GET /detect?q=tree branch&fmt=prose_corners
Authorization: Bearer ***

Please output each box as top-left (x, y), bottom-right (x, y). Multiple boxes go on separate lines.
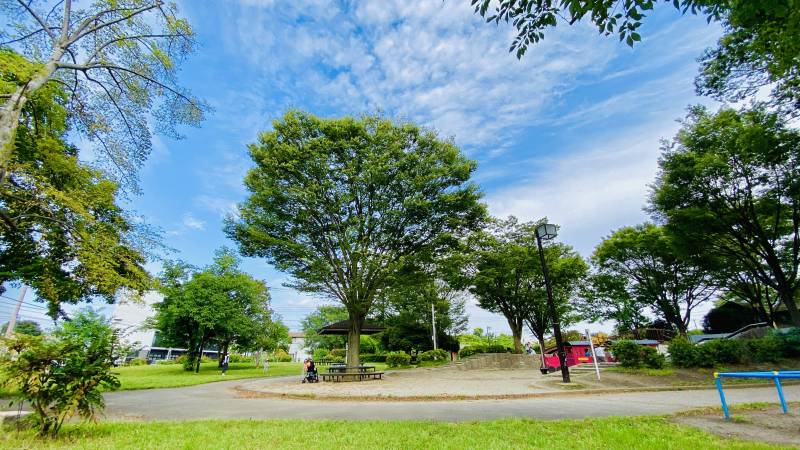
top-left (16, 0), bottom-right (57, 41)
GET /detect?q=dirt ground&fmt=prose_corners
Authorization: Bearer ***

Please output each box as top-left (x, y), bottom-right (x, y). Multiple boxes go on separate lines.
top-left (673, 405), bottom-right (800, 448)
top-left (238, 364), bottom-right (781, 400)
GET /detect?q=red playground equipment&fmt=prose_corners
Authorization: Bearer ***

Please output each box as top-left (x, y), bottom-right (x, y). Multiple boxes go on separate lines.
top-left (542, 340), bottom-right (659, 368)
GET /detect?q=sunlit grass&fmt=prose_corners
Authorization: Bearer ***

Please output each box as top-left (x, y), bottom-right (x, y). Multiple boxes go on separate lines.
top-left (0, 416), bottom-right (781, 449)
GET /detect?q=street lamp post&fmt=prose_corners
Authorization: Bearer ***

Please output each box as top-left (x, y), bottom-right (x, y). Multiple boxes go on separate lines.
top-left (535, 223), bottom-right (571, 384)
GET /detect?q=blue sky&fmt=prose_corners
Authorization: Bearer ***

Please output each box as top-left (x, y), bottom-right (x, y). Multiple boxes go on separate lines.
top-left (2, 1), bottom-right (724, 336)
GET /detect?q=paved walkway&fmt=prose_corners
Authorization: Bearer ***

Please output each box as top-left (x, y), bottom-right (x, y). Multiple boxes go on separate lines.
top-left (103, 377), bottom-right (800, 422)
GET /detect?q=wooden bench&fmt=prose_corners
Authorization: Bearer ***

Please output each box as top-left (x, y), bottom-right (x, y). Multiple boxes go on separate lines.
top-left (320, 371), bottom-right (384, 382)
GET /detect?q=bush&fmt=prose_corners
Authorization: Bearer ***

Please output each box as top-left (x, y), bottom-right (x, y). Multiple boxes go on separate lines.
top-left (611, 340), bottom-right (642, 368)
top-left (313, 348), bottom-right (330, 361)
top-left (0, 311), bottom-right (125, 437)
top-left (127, 357), bottom-right (148, 366)
top-left (749, 335), bottom-right (784, 363)
top-left (270, 349), bottom-right (292, 362)
top-left (640, 347), bottom-right (666, 369)
top-left (486, 344), bottom-right (511, 353)
top-left (668, 338), bottom-right (698, 368)
top-left (329, 348), bottom-right (346, 358)
top-left (386, 351), bottom-right (411, 367)
top-left (418, 349), bottom-right (449, 362)
top-left (776, 327), bottom-right (800, 357)
top-left (698, 339), bottom-right (748, 366)
top-left (458, 345), bottom-right (487, 358)
top-left (359, 353), bottom-right (387, 363)
top-left (156, 359), bottom-right (179, 365)
top-left (228, 354), bottom-right (252, 363)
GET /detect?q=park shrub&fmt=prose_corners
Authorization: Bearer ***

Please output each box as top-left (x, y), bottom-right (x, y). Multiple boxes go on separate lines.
top-left (330, 348), bottom-right (346, 358)
top-left (359, 353), bottom-right (387, 363)
top-left (748, 335), bottom-right (784, 363)
top-left (0, 311), bottom-right (125, 437)
top-left (418, 349), bottom-right (449, 362)
top-left (270, 349), bottom-right (292, 362)
top-left (667, 338), bottom-right (698, 367)
top-left (699, 339), bottom-right (748, 366)
top-left (228, 354), bottom-right (252, 363)
top-left (156, 359), bottom-right (179, 365)
top-left (486, 344), bottom-right (511, 353)
top-left (313, 348), bottom-right (330, 361)
top-left (127, 358), bottom-right (148, 366)
top-left (777, 327), bottom-right (800, 357)
top-left (640, 347), bottom-right (666, 369)
top-left (386, 351), bottom-right (411, 367)
top-left (457, 345), bottom-right (486, 358)
top-left (328, 355), bottom-right (345, 363)
top-left (610, 340), bottom-right (642, 368)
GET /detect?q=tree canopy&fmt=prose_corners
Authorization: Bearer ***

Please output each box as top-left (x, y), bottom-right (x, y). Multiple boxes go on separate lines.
top-left (591, 223), bottom-right (716, 334)
top-left (227, 111), bottom-right (484, 366)
top-left (152, 248), bottom-right (276, 372)
top-left (448, 216), bottom-right (587, 353)
top-left (0, 53), bottom-right (149, 317)
top-left (652, 106), bottom-right (800, 326)
top-left (0, 1), bottom-right (208, 189)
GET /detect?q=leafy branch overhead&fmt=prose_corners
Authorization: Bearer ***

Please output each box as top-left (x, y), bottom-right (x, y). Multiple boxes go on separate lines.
top-left (0, 0), bottom-right (209, 189)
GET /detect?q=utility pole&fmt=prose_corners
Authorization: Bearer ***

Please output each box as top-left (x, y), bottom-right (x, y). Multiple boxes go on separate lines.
top-left (5, 285), bottom-right (28, 338)
top-left (431, 302), bottom-right (438, 350)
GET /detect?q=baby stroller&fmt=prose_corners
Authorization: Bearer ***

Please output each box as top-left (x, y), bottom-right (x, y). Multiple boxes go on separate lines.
top-left (302, 359), bottom-right (319, 383)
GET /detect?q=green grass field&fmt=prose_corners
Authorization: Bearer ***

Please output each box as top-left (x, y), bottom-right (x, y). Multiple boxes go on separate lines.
top-left (112, 361), bottom-right (302, 390)
top-left (0, 416), bottom-right (782, 449)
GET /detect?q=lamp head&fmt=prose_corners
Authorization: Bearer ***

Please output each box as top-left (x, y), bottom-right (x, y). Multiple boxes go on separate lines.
top-left (536, 223), bottom-right (558, 240)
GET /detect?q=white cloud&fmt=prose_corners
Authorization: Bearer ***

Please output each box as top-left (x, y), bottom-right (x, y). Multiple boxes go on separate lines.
top-left (182, 213), bottom-right (206, 230)
top-left (224, 0), bottom-right (618, 155)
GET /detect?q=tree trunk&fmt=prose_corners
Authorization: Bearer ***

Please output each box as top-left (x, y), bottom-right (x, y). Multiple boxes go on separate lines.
top-left (537, 337), bottom-right (547, 369)
top-left (218, 340), bottom-right (229, 368)
top-left (780, 288), bottom-right (800, 326)
top-left (346, 314), bottom-right (363, 368)
top-left (0, 51), bottom-right (62, 170)
top-left (195, 331), bottom-right (206, 373)
top-left (506, 317), bottom-right (523, 353)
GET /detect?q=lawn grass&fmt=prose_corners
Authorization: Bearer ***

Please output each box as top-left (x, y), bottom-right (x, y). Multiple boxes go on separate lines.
top-left (0, 416), bottom-right (782, 449)
top-left (112, 361), bottom-right (304, 390)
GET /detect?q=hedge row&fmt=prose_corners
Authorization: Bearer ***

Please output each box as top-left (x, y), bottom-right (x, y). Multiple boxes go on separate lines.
top-left (668, 328), bottom-right (800, 368)
top-left (458, 344), bottom-right (512, 358)
top-left (418, 349), bottom-right (449, 362)
top-left (386, 351), bottom-right (412, 367)
top-left (610, 340), bottom-right (665, 369)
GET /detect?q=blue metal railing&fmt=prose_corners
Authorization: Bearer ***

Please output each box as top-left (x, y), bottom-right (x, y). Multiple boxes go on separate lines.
top-left (714, 371), bottom-right (800, 419)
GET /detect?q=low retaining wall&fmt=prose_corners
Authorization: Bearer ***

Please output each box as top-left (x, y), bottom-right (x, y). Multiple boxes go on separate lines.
top-left (457, 353), bottom-right (541, 370)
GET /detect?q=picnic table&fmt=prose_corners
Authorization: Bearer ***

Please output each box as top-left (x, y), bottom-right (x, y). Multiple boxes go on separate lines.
top-left (327, 365), bottom-right (376, 374)
top-left (321, 365), bottom-right (383, 382)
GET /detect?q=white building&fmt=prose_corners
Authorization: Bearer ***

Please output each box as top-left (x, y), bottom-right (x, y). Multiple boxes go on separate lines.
top-left (111, 290), bottom-right (162, 354)
top-left (288, 332), bottom-right (311, 361)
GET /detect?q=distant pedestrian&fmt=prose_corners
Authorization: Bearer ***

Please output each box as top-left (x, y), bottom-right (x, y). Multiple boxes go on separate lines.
top-left (263, 357), bottom-right (270, 373)
top-left (221, 354), bottom-right (230, 376)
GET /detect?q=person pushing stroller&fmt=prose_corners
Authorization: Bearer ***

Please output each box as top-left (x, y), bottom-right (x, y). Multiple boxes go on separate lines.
top-left (302, 358), bottom-right (318, 383)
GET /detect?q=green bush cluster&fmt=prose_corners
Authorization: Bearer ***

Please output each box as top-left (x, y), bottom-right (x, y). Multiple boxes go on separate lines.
top-left (228, 354), bottom-right (252, 363)
top-left (668, 329), bottom-right (799, 368)
top-left (418, 349), bottom-right (449, 362)
top-left (359, 353), bottom-right (387, 363)
top-left (457, 344), bottom-right (512, 358)
top-left (127, 358), bottom-right (148, 366)
top-left (312, 348), bottom-right (330, 361)
top-left (610, 340), bottom-right (665, 369)
top-left (329, 348), bottom-right (346, 358)
top-left (386, 351), bottom-right (411, 367)
top-left (269, 349), bottom-right (292, 362)
top-left (156, 359), bottom-right (179, 365)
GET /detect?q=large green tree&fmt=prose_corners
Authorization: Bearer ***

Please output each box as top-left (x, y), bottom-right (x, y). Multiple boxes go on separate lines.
top-left (152, 249), bottom-right (275, 372)
top-left (652, 106), bottom-right (800, 326)
top-left (591, 223), bottom-right (716, 334)
top-left (227, 111), bottom-right (484, 366)
top-left (0, 1), bottom-right (207, 188)
top-left (450, 216), bottom-right (586, 353)
top-left (579, 273), bottom-right (649, 335)
top-left (0, 52), bottom-right (149, 317)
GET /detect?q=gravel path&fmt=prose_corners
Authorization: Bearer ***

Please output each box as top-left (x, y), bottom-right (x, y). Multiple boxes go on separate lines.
top-left (102, 375), bottom-right (800, 422)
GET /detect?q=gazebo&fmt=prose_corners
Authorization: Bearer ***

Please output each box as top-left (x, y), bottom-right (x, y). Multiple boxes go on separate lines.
top-left (316, 319), bottom-right (385, 335)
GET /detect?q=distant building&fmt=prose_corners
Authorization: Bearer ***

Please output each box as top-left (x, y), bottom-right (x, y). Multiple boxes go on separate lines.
top-left (288, 332), bottom-right (311, 362)
top-left (111, 291), bottom-right (161, 353)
